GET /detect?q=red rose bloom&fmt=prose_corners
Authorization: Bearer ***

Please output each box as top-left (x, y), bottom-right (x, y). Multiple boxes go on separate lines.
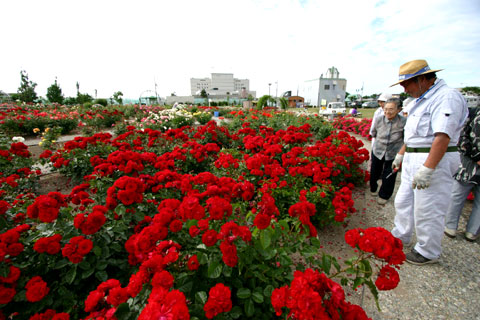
top-left (375, 265), bottom-right (400, 290)
top-left (0, 285), bottom-right (16, 304)
top-left (202, 229), bottom-right (218, 247)
top-left (219, 241), bottom-right (238, 268)
top-left (151, 270), bottom-right (174, 289)
top-left (106, 286), bottom-right (129, 307)
top-left (253, 213), bottom-right (271, 230)
top-left (25, 276), bottom-right (49, 302)
top-left (187, 255), bottom-right (199, 271)
top-left (204, 283), bottom-right (232, 319)
top-left (169, 219), bottom-right (183, 233)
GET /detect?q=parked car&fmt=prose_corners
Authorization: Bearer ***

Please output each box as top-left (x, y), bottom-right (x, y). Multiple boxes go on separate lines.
top-left (362, 101), bottom-right (379, 108)
top-left (319, 102), bottom-right (346, 117)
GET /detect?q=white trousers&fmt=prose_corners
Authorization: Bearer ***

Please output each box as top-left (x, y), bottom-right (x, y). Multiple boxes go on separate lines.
top-left (392, 151), bottom-right (460, 259)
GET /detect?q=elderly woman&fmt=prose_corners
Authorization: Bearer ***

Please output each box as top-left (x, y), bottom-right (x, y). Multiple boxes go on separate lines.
top-left (370, 98), bottom-right (407, 204)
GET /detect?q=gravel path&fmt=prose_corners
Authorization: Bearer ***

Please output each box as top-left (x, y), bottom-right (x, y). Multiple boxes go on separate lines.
top-left (318, 133), bottom-right (480, 320)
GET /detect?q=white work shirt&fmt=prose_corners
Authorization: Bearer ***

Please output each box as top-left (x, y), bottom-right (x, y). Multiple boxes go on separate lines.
top-left (404, 79), bottom-right (468, 148)
top-left (369, 107), bottom-right (384, 136)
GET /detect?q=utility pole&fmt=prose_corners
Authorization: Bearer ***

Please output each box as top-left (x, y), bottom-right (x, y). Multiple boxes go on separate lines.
top-left (275, 81), bottom-right (278, 107)
top-left (268, 83), bottom-right (272, 107)
top-left (154, 77), bottom-right (160, 105)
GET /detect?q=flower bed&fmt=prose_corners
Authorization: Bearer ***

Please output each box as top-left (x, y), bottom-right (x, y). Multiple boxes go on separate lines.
top-left (331, 116), bottom-right (372, 139)
top-left (0, 109), bottom-right (406, 319)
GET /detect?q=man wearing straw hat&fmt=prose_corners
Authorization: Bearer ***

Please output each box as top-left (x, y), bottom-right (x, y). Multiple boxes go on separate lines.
top-left (390, 59), bottom-right (468, 265)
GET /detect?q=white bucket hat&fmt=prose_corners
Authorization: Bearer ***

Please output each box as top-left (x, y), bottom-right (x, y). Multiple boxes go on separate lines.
top-left (377, 93), bottom-right (392, 102)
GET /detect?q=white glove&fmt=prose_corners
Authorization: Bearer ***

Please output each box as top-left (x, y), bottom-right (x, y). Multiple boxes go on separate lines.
top-left (412, 165), bottom-right (435, 189)
top-left (392, 154), bottom-right (404, 171)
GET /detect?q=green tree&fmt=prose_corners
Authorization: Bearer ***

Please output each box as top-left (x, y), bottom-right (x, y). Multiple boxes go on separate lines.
top-left (462, 86), bottom-right (480, 95)
top-left (112, 91), bottom-right (123, 105)
top-left (17, 70), bottom-right (38, 103)
top-left (77, 92), bottom-right (93, 105)
top-left (200, 89), bottom-right (208, 103)
top-left (257, 95), bottom-right (276, 109)
top-left (46, 78), bottom-right (64, 104)
top-left (278, 97), bottom-right (289, 110)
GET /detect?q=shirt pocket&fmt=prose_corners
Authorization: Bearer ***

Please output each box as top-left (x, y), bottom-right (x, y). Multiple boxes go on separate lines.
top-left (390, 127), bottom-right (404, 143)
top-left (415, 112), bottom-right (431, 137)
top-left (405, 114), bottom-right (420, 137)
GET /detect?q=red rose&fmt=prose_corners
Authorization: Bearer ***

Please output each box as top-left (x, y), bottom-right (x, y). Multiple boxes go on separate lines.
top-left (187, 255), bottom-right (199, 271)
top-left (151, 270), bottom-right (174, 289)
top-left (204, 283), bottom-right (232, 319)
top-left (106, 286), bottom-right (129, 307)
top-left (202, 229), bottom-right (218, 247)
top-left (0, 285), bottom-right (16, 304)
top-left (0, 265), bottom-right (21, 284)
top-left (344, 229), bottom-right (362, 248)
top-left (25, 276), bottom-right (49, 302)
top-left (253, 213), bottom-right (271, 230)
top-left (271, 286), bottom-right (288, 316)
top-left (169, 219), bottom-right (183, 233)
top-left (375, 265), bottom-right (400, 290)
top-left (219, 241), bottom-right (238, 268)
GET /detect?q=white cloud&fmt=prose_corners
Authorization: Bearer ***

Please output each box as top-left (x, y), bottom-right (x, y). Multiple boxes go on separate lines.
top-left (1, 0), bottom-right (479, 100)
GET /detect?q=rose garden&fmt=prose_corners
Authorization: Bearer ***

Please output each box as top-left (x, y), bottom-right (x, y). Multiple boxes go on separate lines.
top-left (0, 102), bottom-right (407, 320)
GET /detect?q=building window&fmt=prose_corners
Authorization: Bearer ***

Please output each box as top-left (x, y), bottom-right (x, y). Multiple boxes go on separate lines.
top-left (324, 85), bottom-right (330, 90)
top-left (332, 84), bottom-right (336, 90)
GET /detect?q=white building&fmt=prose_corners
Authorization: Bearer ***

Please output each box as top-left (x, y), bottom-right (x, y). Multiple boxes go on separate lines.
top-left (190, 73), bottom-right (255, 98)
top-left (299, 67), bottom-right (347, 107)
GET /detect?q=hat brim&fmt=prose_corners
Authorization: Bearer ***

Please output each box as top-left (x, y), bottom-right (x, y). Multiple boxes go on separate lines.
top-left (390, 69), bottom-right (443, 87)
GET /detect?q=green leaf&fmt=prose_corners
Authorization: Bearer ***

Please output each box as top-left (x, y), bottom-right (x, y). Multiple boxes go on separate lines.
top-left (79, 260), bottom-right (91, 270)
top-left (96, 260), bottom-right (109, 271)
top-left (332, 258), bottom-right (341, 272)
top-left (359, 259), bottom-right (373, 278)
top-left (82, 268), bottom-right (95, 279)
top-left (244, 298), bottom-right (255, 317)
top-left (353, 277), bottom-right (365, 289)
top-left (365, 279), bottom-right (381, 311)
top-left (114, 303), bottom-right (130, 319)
top-left (263, 285), bottom-right (274, 297)
top-left (93, 246), bottom-right (102, 256)
top-left (178, 281), bottom-right (193, 294)
top-left (54, 259), bottom-right (69, 269)
top-left (65, 266), bottom-right (77, 285)
top-left (0, 264), bottom-right (9, 278)
top-left (259, 229), bottom-right (271, 250)
top-left (95, 270), bottom-right (108, 282)
top-left (207, 260), bottom-right (223, 279)
top-left (322, 254), bottom-right (332, 274)
top-left (223, 266), bottom-right (232, 277)
top-left (195, 291), bottom-right (208, 305)
top-left (309, 237), bottom-right (320, 248)
top-left (251, 291), bottom-right (264, 303)
top-left (237, 288), bottom-right (251, 299)
top-left (229, 306), bottom-right (243, 319)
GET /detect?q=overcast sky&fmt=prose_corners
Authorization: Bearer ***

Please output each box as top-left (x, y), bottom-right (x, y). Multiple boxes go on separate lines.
top-left (1, 0), bottom-right (479, 100)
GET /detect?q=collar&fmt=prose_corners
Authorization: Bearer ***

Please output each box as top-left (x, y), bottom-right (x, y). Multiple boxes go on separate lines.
top-left (415, 78), bottom-right (444, 103)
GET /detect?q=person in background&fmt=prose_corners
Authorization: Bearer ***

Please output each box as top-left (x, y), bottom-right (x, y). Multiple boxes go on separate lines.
top-left (444, 106), bottom-right (480, 242)
top-left (350, 106), bottom-right (358, 116)
top-left (390, 59), bottom-right (468, 265)
top-left (369, 92), bottom-right (393, 144)
top-left (369, 98), bottom-right (406, 204)
top-left (401, 97), bottom-right (415, 117)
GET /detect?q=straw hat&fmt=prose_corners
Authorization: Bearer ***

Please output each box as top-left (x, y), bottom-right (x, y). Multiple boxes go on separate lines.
top-left (391, 59), bottom-right (443, 86)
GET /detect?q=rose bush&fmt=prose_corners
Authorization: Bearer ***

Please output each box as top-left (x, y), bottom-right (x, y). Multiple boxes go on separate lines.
top-left (332, 116), bottom-right (372, 139)
top-left (0, 107), bottom-right (405, 319)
